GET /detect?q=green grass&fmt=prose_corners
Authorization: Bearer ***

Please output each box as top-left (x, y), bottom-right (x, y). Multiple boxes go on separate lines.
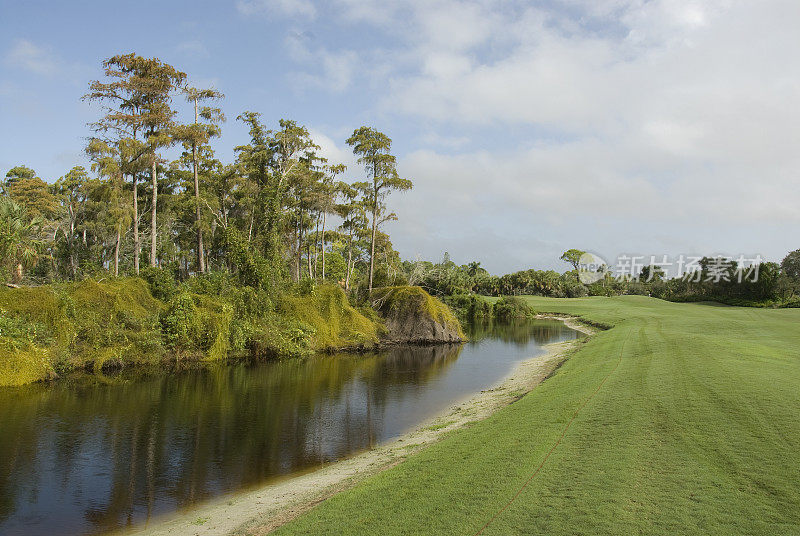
top-left (271, 295), bottom-right (800, 535)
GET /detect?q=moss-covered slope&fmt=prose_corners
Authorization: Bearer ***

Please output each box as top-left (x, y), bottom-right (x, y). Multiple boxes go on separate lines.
top-left (374, 286), bottom-right (465, 344)
top-left (0, 279), bottom-right (386, 386)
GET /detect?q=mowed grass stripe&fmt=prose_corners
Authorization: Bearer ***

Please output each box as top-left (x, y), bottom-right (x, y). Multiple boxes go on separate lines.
top-left (473, 329), bottom-right (632, 535)
top-left (270, 297), bottom-right (800, 536)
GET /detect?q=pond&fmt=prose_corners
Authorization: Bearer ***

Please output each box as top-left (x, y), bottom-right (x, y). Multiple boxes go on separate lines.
top-left (0, 319), bottom-right (580, 535)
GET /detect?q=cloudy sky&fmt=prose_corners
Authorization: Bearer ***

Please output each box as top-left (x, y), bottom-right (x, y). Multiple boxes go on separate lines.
top-left (1, 0), bottom-right (798, 273)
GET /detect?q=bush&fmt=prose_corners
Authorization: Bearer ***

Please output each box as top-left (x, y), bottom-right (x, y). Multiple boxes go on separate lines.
top-left (493, 296), bottom-right (535, 321)
top-left (160, 292), bottom-right (232, 360)
top-left (373, 285), bottom-right (464, 339)
top-left (140, 266), bottom-right (179, 301)
top-left (443, 292), bottom-right (493, 321)
top-left (279, 284), bottom-right (380, 350)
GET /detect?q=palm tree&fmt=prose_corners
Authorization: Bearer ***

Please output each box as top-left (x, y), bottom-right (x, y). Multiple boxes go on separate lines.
top-left (0, 197), bottom-right (45, 283)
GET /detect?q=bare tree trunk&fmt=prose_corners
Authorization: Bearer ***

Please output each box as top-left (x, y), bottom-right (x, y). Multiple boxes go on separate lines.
top-left (193, 97), bottom-right (206, 274)
top-left (307, 239), bottom-right (313, 279)
top-left (150, 159), bottom-right (158, 267)
top-left (114, 227), bottom-right (121, 276)
top-left (132, 173), bottom-right (140, 275)
top-left (313, 214), bottom-right (320, 279)
top-left (345, 230), bottom-right (353, 291)
top-left (369, 203), bottom-right (377, 293)
top-left (321, 211), bottom-right (326, 281)
top-left (193, 143), bottom-right (205, 273)
top-left (296, 212), bottom-right (302, 282)
top-left (68, 207), bottom-right (77, 279)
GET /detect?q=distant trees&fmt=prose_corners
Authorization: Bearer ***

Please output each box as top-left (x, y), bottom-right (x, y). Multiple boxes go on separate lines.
top-left (559, 249), bottom-right (586, 281)
top-left (782, 250), bottom-right (800, 280)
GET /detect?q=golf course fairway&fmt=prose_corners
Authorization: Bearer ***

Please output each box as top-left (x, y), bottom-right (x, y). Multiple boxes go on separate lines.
top-left (269, 296), bottom-right (800, 535)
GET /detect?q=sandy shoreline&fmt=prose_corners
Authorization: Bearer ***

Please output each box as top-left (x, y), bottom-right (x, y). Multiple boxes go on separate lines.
top-left (122, 317), bottom-right (595, 536)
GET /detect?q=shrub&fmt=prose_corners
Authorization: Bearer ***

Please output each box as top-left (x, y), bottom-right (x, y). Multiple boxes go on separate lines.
top-left (443, 292), bottom-right (493, 321)
top-left (279, 284), bottom-right (380, 350)
top-left (140, 266), bottom-right (179, 301)
top-left (493, 296), bottom-right (535, 321)
top-left (160, 292), bottom-right (232, 360)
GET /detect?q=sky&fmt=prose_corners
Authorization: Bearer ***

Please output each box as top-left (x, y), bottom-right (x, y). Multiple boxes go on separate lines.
top-left (1, 0), bottom-right (799, 274)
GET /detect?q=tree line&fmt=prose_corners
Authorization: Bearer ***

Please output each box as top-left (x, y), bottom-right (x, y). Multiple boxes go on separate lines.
top-left (405, 249), bottom-right (800, 309)
top-left (0, 53), bottom-right (412, 294)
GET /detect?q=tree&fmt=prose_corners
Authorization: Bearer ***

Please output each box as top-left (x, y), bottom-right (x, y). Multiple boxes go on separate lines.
top-left (86, 139), bottom-right (133, 276)
top-left (781, 249), bottom-right (800, 280)
top-left (0, 197), bottom-right (45, 283)
top-left (640, 264), bottom-right (666, 282)
top-left (314, 163), bottom-right (344, 281)
top-left (53, 166), bottom-right (90, 278)
top-left (2, 166), bottom-right (58, 221)
top-left (346, 127), bottom-right (412, 293)
top-left (174, 86), bottom-right (224, 273)
top-left (336, 181), bottom-right (367, 290)
top-left (560, 249), bottom-right (586, 281)
top-left (84, 53), bottom-right (185, 273)
top-left (141, 61), bottom-right (186, 268)
top-left (4, 166), bottom-right (37, 183)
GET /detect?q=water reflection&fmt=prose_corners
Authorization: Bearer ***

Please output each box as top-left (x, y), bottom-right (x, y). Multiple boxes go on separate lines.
top-left (0, 319), bottom-right (578, 535)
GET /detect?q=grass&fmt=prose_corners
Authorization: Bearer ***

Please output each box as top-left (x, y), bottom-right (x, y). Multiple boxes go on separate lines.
top-left (271, 295), bottom-right (800, 535)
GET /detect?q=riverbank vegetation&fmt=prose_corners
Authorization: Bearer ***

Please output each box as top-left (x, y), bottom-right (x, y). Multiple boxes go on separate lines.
top-left (0, 53), bottom-right (470, 386)
top-left (0, 275), bottom-right (467, 386)
top-left (270, 296), bottom-right (800, 535)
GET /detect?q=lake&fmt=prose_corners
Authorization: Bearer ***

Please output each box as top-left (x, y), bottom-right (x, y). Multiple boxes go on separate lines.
top-left (0, 319), bottom-right (579, 535)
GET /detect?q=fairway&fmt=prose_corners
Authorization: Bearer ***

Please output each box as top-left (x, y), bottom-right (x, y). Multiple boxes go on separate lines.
top-left (270, 296), bottom-right (800, 535)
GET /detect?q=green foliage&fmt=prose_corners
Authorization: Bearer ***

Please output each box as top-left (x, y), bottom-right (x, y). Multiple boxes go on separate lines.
top-left (493, 295), bottom-right (535, 321)
top-left (560, 248), bottom-right (586, 270)
top-left (782, 249), bottom-right (800, 280)
top-left (160, 291), bottom-right (232, 360)
top-left (140, 265), bottom-right (179, 301)
top-left (0, 338), bottom-right (54, 386)
top-left (223, 227), bottom-right (276, 291)
top-left (443, 292), bottom-right (493, 321)
top-left (0, 278), bottom-right (166, 384)
top-left (0, 196), bottom-right (45, 282)
top-left (279, 284), bottom-right (380, 350)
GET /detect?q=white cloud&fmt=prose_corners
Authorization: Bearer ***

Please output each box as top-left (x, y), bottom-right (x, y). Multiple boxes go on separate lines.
top-left (176, 40), bottom-right (210, 59)
top-left (237, 0), bottom-right (316, 18)
top-left (5, 39), bottom-right (57, 75)
top-left (257, 0), bottom-right (800, 269)
top-left (285, 32), bottom-right (358, 92)
top-left (308, 127), bottom-right (359, 170)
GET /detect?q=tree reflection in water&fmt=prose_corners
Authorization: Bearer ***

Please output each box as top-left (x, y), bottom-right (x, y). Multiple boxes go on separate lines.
top-left (0, 319), bottom-right (578, 536)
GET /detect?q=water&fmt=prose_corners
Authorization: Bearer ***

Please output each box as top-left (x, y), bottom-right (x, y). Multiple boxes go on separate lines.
top-left (0, 319), bottom-right (579, 535)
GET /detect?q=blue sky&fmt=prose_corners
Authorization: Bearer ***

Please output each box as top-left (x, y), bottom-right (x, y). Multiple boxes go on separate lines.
top-left (2, 0), bottom-right (800, 273)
